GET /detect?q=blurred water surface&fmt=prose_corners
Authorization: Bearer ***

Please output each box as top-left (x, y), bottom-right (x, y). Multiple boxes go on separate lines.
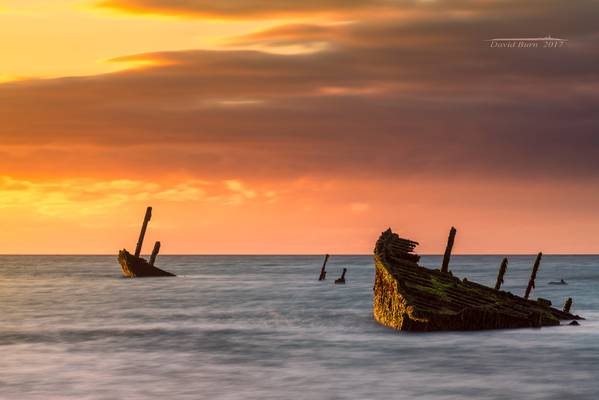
top-left (1, 255), bottom-right (598, 399)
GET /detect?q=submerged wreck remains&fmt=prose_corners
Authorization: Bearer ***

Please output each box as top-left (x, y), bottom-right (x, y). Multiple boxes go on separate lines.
top-left (118, 207), bottom-right (175, 278)
top-left (373, 228), bottom-right (582, 332)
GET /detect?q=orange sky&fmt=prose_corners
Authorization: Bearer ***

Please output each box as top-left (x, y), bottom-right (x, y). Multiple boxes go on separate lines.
top-left (1, 0), bottom-right (598, 254)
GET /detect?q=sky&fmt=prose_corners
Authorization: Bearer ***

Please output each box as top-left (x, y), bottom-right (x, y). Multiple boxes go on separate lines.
top-left (0, 0), bottom-right (598, 254)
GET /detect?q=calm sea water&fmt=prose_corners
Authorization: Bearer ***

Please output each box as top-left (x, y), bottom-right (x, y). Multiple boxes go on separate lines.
top-left (1, 255), bottom-right (598, 399)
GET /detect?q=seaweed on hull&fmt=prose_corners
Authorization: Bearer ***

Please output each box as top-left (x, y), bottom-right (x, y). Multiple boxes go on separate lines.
top-left (373, 229), bottom-right (583, 332)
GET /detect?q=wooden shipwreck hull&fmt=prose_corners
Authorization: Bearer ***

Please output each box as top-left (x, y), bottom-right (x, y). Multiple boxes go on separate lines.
top-left (118, 249), bottom-right (175, 278)
top-left (373, 229), bottom-right (582, 332)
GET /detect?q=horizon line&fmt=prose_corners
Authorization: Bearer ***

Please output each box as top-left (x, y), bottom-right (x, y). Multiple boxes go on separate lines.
top-left (1, 253), bottom-right (598, 256)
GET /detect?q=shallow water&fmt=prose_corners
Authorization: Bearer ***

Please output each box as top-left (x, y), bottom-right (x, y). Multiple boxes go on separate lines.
top-left (1, 255), bottom-right (598, 399)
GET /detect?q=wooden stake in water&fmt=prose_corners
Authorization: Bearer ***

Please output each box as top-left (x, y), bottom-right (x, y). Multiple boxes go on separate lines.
top-left (441, 227), bottom-right (456, 273)
top-left (563, 297), bottom-right (573, 313)
top-left (495, 258), bottom-right (508, 290)
top-left (318, 254), bottom-right (329, 281)
top-left (135, 206), bottom-right (152, 257)
top-left (524, 252), bottom-right (542, 300)
top-left (149, 241), bottom-right (161, 266)
top-left (335, 268), bottom-right (347, 284)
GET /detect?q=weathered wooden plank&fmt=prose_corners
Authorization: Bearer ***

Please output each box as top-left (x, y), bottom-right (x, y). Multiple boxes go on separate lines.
top-left (318, 254), bottom-right (329, 281)
top-left (149, 241), bottom-right (161, 266)
top-left (441, 227), bottom-right (456, 273)
top-left (563, 297), bottom-right (573, 313)
top-left (524, 252), bottom-right (542, 300)
top-left (134, 206), bottom-right (152, 257)
top-left (335, 268), bottom-right (347, 284)
top-left (495, 258), bottom-right (508, 290)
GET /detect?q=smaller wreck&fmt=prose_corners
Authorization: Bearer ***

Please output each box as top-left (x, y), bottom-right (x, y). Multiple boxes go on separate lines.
top-left (118, 207), bottom-right (175, 278)
top-left (373, 228), bottom-right (582, 331)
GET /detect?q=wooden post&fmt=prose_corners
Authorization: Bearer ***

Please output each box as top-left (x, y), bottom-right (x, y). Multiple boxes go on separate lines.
top-left (524, 252), bottom-right (542, 300)
top-left (134, 206), bottom-right (152, 257)
top-left (149, 241), bottom-right (161, 266)
top-left (318, 254), bottom-right (329, 281)
top-left (494, 258), bottom-right (508, 290)
top-left (441, 227), bottom-right (456, 273)
top-left (563, 297), bottom-right (573, 313)
top-left (335, 268), bottom-right (347, 284)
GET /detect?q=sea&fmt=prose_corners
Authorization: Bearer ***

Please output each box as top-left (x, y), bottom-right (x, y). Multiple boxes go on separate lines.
top-left (1, 255), bottom-right (598, 399)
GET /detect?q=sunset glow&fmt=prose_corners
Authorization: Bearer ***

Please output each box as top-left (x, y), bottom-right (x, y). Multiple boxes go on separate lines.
top-left (1, 0), bottom-right (598, 254)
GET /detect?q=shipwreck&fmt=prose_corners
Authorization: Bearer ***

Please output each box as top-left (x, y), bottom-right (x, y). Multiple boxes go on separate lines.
top-left (118, 206), bottom-right (175, 278)
top-left (373, 228), bottom-right (582, 332)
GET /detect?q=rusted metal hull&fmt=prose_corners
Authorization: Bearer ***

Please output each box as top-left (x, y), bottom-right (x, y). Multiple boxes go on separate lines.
top-left (373, 229), bottom-right (583, 332)
top-left (118, 249), bottom-right (175, 278)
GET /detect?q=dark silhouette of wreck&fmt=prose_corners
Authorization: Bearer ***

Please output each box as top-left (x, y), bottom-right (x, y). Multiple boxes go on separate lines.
top-left (118, 207), bottom-right (175, 278)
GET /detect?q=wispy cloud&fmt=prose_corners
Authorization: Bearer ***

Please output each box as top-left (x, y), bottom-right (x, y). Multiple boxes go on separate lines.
top-left (96, 0), bottom-right (385, 19)
top-left (0, 176), bottom-right (285, 218)
top-left (0, 176), bottom-right (209, 217)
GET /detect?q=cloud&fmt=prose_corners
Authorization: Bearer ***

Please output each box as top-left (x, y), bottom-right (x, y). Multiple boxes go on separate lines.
top-left (95, 0), bottom-right (599, 24)
top-left (97, 0), bottom-right (385, 18)
top-left (223, 179), bottom-right (258, 204)
top-left (0, 176), bottom-right (210, 217)
top-left (1, 0), bottom-right (599, 184)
